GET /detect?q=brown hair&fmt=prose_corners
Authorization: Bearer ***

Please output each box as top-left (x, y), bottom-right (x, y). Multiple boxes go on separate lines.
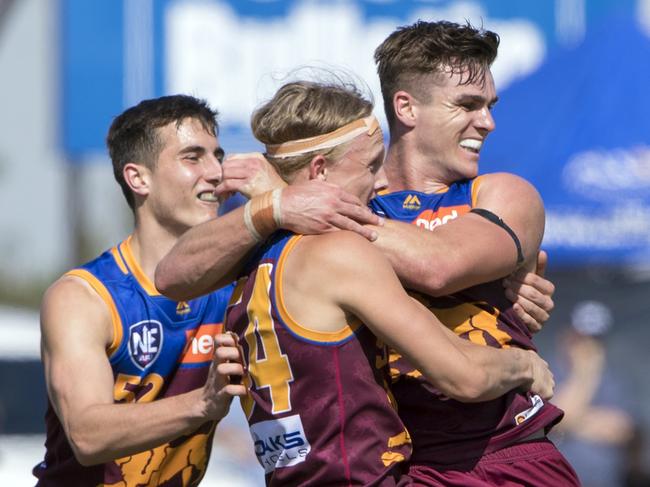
top-left (106, 95), bottom-right (218, 210)
top-left (252, 80), bottom-right (373, 181)
top-left (374, 20), bottom-right (499, 128)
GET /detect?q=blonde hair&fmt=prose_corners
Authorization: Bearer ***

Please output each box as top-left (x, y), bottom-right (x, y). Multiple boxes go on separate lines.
top-left (252, 80), bottom-right (373, 181)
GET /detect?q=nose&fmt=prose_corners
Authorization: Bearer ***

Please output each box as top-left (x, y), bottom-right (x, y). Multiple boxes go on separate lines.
top-left (204, 154), bottom-right (223, 184)
top-left (374, 165), bottom-right (389, 194)
top-left (475, 106), bottom-right (496, 134)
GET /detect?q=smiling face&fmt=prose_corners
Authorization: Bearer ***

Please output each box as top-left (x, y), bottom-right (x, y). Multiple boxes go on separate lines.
top-left (411, 67), bottom-right (498, 184)
top-left (142, 117), bottom-right (225, 235)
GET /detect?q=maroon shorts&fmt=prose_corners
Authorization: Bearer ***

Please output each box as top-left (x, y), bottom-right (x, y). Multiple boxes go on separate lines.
top-left (408, 439), bottom-right (580, 486)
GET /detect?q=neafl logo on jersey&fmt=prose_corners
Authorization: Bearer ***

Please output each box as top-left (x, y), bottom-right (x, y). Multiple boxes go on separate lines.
top-left (128, 320), bottom-right (163, 370)
top-left (181, 323), bottom-right (224, 364)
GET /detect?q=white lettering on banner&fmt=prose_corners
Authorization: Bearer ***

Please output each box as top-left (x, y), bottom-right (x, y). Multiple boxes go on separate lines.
top-left (562, 146), bottom-right (650, 200)
top-left (165, 1), bottom-right (544, 129)
top-left (545, 204), bottom-right (650, 248)
top-left (249, 414), bottom-right (311, 474)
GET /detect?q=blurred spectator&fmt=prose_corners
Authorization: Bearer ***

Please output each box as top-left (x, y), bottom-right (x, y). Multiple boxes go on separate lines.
top-left (622, 426), bottom-right (650, 487)
top-left (551, 300), bottom-right (635, 487)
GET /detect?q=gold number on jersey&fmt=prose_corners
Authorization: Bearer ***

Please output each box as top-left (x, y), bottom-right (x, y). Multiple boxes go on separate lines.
top-left (241, 263), bottom-right (293, 417)
top-left (114, 373), bottom-right (164, 403)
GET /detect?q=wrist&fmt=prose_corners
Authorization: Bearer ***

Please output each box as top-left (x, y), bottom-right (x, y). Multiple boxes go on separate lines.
top-left (243, 188), bottom-right (283, 242)
top-left (512, 348), bottom-right (535, 385)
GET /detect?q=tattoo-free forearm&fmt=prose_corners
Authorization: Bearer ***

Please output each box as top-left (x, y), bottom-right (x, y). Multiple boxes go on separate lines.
top-left (155, 207), bottom-right (257, 300)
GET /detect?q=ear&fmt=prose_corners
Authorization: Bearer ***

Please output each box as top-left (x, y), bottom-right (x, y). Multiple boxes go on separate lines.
top-left (393, 90), bottom-right (418, 128)
top-left (308, 155), bottom-right (328, 181)
top-left (123, 162), bottom-right (152, 198)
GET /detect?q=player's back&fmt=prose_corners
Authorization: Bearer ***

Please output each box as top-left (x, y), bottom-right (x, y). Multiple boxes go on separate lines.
top-left (226, 231), bottom-right (412, 486)
top-left (34, 236), bottom-right (233, 486)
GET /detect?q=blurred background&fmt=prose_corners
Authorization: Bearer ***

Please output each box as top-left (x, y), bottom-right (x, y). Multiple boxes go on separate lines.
top-left (1, 0), bottom-right (649, 485)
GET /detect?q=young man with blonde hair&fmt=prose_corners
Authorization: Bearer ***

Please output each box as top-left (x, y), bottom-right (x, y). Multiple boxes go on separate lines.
top-left (223, 79), bottom-right (553, 485)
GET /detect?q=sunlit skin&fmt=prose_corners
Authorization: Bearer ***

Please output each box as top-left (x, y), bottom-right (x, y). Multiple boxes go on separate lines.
top-left (292, 130), bottom-right (388, 205)
top-left (385, 66), bottom-right (498, 193)
top-left (137, 118), bottom-right (225, 237)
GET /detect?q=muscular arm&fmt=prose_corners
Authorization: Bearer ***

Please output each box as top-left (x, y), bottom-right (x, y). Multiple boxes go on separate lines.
top-left (41, 276), bottom-right (245, 465)
top-left (156, 205), bottom-right (258, 300)
top-left (156, 157), bottom-right (381, 301)
top-left (373, 173), bottom-right (545, 297)
top-left (292, 232), bottom-right (553, 402)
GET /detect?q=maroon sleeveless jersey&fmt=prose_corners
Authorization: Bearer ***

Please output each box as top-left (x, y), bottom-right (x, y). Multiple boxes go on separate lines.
top-left (225, 232), bottom-right (412, 485)
top-left (369, 179), bottom-right (563, 466)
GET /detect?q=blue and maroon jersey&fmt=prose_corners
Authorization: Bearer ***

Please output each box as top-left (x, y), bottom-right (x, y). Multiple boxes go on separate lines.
top-left (226, 232), bottom-right (412, 486)
top-left (369, 178), bottom-right (563, 466)
top-left (33, 236), bottom-right (233, 487)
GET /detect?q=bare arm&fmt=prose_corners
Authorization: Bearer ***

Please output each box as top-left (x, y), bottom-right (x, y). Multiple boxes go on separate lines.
top-left (155, 154), bottom-right (381, 301)
top-left (503, 249), bottom-right (556, 333)
top-left (373, 173), bottom-right (545, 297)
top-left (298, 232), bottom-right (553, 402)
top-left (41, 276), bottom-right (246, 466)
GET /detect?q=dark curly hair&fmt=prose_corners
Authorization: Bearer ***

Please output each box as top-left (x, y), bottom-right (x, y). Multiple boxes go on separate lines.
top-left (374, 20), bottom-right (499, 127)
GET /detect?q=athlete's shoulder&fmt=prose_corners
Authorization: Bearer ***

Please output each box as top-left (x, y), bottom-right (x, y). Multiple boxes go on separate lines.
top-left (40, 268), bottom-right (114, 348)
top-left (298, 231), bottom-right (382, 268)
top-left (473, 172), bottom-right (541, 207)
top-left (475, 172), bottom-right (537, 193)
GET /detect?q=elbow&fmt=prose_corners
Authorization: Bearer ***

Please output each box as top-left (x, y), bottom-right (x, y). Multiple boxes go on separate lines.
top-left (153, 263), bottom-right (172, 296)
top-left (68, 429), bottom-right (106, 466)
top-left (409, 261), bottom-right (454, 297)
top-left (154, 264), bottom-right (186, 301)
top-left (419, 274), bottom-right (451, 297)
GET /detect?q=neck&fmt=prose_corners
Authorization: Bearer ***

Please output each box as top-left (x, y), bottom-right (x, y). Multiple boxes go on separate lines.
top-left (385, 135), bottom-right (451, 194)
top-left (128, 213), bottom-right (182, 284)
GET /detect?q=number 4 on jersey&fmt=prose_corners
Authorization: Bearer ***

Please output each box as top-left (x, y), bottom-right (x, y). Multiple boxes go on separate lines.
top-left (240, 263), bottom-right (294, 418)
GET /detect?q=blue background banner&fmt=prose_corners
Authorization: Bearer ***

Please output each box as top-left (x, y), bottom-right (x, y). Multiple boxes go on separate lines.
top-left (60, 0), bottom-right (650, 266)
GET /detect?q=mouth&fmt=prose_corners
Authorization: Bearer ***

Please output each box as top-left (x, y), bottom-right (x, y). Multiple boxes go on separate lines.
top-left (459, 138), bottom-right (483, 155)
top-left (197, 190), bottom-right (218, 203)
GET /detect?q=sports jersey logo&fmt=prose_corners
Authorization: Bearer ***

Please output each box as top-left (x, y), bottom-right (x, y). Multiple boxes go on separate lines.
top-left (128, 320), bottom-right (163, 370)
top-left (402, 194), bottom-right (421, 210)
top-left (514, 394), bottom-right (544, 425)
top-left (181, 323), bottom-right (223, 364)
top-left (249, 414), bottom-right (311, 474)
top-left (414, 205), bottom-right (469, 231)
top-left (176, 301), bottom-right (191, 315)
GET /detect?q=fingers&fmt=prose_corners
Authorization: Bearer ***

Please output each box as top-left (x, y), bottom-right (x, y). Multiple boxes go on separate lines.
top-left (281, 181), bottom-right (382, 239)
top-left (220, 383), bottom-right (248, 397)
top-left (511, 302), bottom-right (543, 334)
top-left (536, 250), bottom-right (548, 277)
top-left (213, 332), bottom-right (238, 349)
top-left (226, 152), bottom-right (267, 162)
top-left (506, 272), bottom-right (556, 299)
top-left (214, 344), bottom-right (243, 364)
top-left (216, 361), bottom-right (245, 377)
top-left (527, 351), bottom-right (555, 399)
top-left (504, 282), bottom-right (553, 316)
top-left (503, 271), bottom-right (555, 334)
top-left (220, 153), bottom-right (284, 198)
top-left (327, 214), bottom-right (379, 241)
top-left (335, 200), bottom-right (382, 227)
